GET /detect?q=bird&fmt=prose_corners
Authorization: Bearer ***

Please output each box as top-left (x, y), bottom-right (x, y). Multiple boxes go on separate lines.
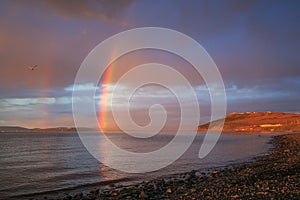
top-left (27, 65), bottom-right (38, 71)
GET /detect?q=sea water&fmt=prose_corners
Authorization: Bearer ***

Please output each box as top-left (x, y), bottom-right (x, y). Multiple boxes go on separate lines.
top-left (0, 132), bottom-right (273, 199)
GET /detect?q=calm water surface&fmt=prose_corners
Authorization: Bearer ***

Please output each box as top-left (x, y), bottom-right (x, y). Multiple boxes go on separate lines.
top-left (0, 132), bottom-right (274, 199)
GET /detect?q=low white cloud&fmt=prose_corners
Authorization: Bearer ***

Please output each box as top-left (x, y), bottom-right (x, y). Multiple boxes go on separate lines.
top-left (1, 80), bottom-right (297, 129)
top-left (64, 83), bottom-right (99, 91)
top-left (226, 84), bottom-right (290, 101)
top-left (0, 98), bottom-right (55, 108)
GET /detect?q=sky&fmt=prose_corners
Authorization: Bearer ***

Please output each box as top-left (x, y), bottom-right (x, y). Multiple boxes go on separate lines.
top-left (0, 0), bottom-right (299, 130)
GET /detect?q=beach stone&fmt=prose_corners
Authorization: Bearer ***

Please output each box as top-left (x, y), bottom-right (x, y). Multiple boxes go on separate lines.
top-left (139, 191), bottom-right (147, 198)
top-left (230, 194), bottom-right (239, 199)
top-left (109, 183), bottom-right (115, 187)
top-left (90, 189), bottom-right (99, 195)
top-left (190, 170), bottom-right (196, 177)
top-left (212, 170), bottom-right (218, 175)
top-left (185, 174), bottom-right (191, 180)
top-left (283, 149), bottom-right (290, 153)
top-left (143, 180), bottom-right (150, 185)
top-left (73, 192), bottom-right (83, 199)
top-left (190, 188), bottom-right (196, 193)
top-left (166, 188), bottom-right (172, 194)
top-left (256, 191), bottom-right (267, 195)
top-left (62, 194), bottom-right (72, 200)
top-left (111, 191), bottom-right (118, 196)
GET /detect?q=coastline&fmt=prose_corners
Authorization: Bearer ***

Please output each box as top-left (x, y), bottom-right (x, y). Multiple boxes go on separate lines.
top-left (50, 133), bottom-right (300, 200)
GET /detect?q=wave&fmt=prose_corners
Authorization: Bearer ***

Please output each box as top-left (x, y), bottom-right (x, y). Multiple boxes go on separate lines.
top-left (6, 177), bottom-right (135, 200)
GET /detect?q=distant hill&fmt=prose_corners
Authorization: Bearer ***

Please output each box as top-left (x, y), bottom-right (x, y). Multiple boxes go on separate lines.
top-left (0, 126), bottom-right (95, 133)
top-left (197, 112), bottom-right (300, 133)
top-left (0, 126), bottom-right (29, 132)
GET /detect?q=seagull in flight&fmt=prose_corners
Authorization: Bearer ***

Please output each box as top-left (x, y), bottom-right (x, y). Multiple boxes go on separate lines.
top-left (28, 65), bottom-right (38, 71)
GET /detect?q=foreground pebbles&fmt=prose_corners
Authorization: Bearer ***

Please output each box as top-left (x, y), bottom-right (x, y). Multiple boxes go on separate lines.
top-left (53, 134), bottom-right (300, 200)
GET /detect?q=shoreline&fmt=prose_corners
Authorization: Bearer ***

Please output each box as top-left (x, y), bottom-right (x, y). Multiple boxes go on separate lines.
top-left (48, 133), bottom-right (300, 200)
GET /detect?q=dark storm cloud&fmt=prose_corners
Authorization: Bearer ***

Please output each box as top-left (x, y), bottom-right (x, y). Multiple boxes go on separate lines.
top-left (0, 1), bottom-right (121, 92)
top-left (12, 0), bottom-right (136, 25)
top-left (176, 0), bottom-right (300, 81)
top-left (1, 0), bottom-right (298, 90)
top-left (224, 76), bottom-right (300, 113)
top-left (126, 0), bottom-right (300, 86)
top-left (47, 0), bottom-right (136, 27)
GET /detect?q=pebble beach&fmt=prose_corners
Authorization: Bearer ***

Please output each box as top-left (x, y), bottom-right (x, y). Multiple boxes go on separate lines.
top-left (50, 133), bottom-right (300, 200)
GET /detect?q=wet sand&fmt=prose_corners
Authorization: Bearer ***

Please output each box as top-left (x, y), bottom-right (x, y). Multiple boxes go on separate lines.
top-left (52, 133), bottom-right (299, 200)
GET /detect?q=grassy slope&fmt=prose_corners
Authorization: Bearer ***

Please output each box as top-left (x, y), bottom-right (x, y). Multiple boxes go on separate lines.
top-left (198, 112), bottom-right (300, 133)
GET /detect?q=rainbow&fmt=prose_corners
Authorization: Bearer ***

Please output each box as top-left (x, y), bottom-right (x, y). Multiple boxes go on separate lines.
top-left (98, 53), bottom-right (116, 133)
top-left (39, 68), bottom-right (51, 128)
